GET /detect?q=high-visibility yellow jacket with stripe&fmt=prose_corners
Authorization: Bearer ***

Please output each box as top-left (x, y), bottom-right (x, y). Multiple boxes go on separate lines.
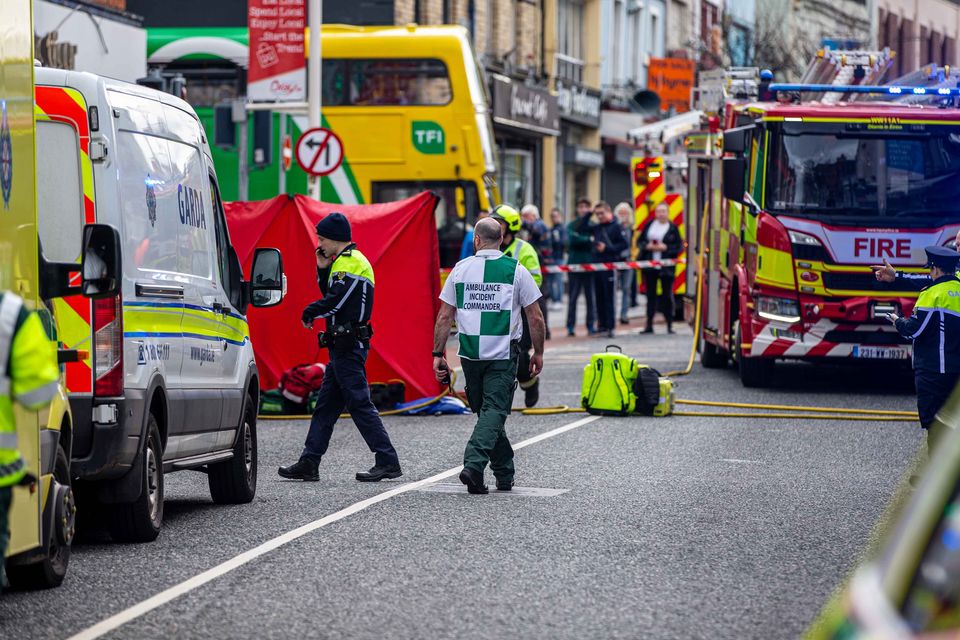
top-left (0, 293), bottom-right (60, 488)
top-left (301, 243), bottom-right (376, 331)
top-left (504, 238), bottom-right (542, 287)
top-left (895, 275), bottom-right (960, 374)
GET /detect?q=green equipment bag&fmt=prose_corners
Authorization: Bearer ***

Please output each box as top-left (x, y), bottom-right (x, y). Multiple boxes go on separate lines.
top-left (633, 368), bottom-right (675, 417)
top-left (580, 345), bottom-right (639, 416)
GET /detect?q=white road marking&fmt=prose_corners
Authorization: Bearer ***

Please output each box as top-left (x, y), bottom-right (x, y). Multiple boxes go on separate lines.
top-left (67, 414), bottom-right (601, 640)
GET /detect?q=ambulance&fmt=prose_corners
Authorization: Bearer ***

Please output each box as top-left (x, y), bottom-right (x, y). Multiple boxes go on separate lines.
top-left (34, 67), bottom-right (286, 542)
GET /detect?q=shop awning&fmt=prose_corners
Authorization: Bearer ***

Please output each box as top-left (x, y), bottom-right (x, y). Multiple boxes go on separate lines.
top-left (147, 27), bottom-right (249, 66)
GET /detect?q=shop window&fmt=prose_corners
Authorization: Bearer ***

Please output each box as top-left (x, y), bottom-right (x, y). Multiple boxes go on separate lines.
top-left (499, 148), bottom-right (533, 207)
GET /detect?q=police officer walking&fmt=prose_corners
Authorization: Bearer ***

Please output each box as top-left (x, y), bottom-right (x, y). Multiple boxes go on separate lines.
top-left (279, 213), bottom-right (402, 482)
top-left (490, 204), bottom-right (544, 407)
top-left (886, 246), bottom-right (960, 439)
top-left (432, 218), bottom-right (545, 494)
top-left (0, 291), bottom-right (60, 590)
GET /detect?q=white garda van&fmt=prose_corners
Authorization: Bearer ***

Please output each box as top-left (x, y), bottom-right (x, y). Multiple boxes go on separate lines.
top-left (34, 68), bottom-right (285, 542)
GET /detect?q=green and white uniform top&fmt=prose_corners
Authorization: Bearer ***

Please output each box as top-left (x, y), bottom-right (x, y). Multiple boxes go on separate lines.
top-left (440, 250), bottom-right (542, 361)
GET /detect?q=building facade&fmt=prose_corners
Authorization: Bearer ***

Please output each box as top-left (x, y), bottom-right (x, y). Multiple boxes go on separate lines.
top-left (879, 0), bottom-right (959, 76)
top-left (35, 0), bottom-right (146, 82)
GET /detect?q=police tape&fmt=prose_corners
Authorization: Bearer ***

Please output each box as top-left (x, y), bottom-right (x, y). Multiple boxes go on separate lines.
top-left (440, 259), bottom-right (680, 276)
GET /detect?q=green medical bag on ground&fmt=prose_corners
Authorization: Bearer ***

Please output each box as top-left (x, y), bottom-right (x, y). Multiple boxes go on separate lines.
top-left (581, 346), bottom-right (639, 416)
top-left (581, 346), bottom-right (675, 417)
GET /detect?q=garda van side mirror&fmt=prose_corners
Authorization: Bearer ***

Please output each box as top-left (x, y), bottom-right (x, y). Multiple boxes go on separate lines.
top-left (249, 248), bottom-right (285, 308)
top-left (81, 224), bottom-right (122, 299)
top-left (722, 157), bottom-right (748, 206)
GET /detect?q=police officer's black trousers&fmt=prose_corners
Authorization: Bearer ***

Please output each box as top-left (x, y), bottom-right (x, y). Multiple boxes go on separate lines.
top-left (915, 370), bottom-right (960, 429)
top-left (302, 343), bottom-right (400, 467)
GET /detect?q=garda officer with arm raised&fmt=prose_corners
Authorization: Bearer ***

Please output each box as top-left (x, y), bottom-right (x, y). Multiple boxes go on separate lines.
top-left (279, 213), bottom-right (402, 483)
top-left (886, 246), bottom-right (960, 439)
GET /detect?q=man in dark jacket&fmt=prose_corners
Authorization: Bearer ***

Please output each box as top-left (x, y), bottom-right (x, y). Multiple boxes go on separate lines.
top-left (637, 203), bottom-right (683, 333)
top-left (591, 201), bottom-right (628, 338)
top-left (566, 198), bottom-right (597, 336)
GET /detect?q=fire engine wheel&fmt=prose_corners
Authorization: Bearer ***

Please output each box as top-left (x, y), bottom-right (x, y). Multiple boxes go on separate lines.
top-left (700, 337), bottom-right (728, 369)
top-left (208, 394), bottom-right (258, 505)
top-left (735, 321), bottom-right (773, 388)
top-left (6, 444), bottom-right (73, 590)
top-left (109, 416), bottom-right (164, 543)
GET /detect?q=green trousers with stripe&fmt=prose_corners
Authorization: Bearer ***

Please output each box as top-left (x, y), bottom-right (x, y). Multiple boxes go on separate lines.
top-left (462, 350), bottom-right (519, 481)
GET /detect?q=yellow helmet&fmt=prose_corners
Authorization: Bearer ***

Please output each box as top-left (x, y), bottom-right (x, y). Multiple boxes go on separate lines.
top-left (490, 204), bottom-right (522, 233)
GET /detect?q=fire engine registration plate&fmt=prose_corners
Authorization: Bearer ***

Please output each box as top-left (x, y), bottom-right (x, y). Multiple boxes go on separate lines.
top-left (852, 346), bottom-right (909, 360)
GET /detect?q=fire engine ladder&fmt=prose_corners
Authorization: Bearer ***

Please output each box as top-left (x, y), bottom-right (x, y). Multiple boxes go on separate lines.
top-left (798, 48), bottom-right (896, 103)
top-left (691, 67), bottom-right (759, 115)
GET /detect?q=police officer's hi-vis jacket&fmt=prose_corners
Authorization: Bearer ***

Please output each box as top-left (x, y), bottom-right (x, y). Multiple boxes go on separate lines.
top-left (895, 275), bottom-right (960, 374)
top-left (0, 293), bottom-right (59, 487)
top-left (504, 238), bottom-right (542, 287)
top-left (301, 243), bottom-right (376, 331)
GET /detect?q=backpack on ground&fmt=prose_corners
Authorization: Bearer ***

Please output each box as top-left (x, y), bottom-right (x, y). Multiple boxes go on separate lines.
top-left (279, 363), bottom-right (327, 407)
top-left (580, 346), bottom-right (675, 417)
top-left (633, 366), bottom-right (675, 417)
top-left (580, 346), bottom-right (639, 416)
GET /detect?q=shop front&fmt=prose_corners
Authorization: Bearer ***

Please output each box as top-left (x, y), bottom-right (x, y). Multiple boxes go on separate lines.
top-left (489, 73), bottom-right (559, 211)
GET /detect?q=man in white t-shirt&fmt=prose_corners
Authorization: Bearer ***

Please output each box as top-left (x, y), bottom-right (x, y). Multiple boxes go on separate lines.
top-left (432, 218), bottom-right (545, 494)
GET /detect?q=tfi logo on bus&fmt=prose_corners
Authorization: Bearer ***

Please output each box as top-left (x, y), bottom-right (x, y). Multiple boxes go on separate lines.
top-left (412, 121), bottom-right (446, 155)
top-left (853, 237), bottom-right (910, 258)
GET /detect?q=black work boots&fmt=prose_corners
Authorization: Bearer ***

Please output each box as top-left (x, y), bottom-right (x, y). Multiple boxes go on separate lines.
top-left (356, 464), bottom-right (403, 482)
top-left (459, 467), bottom-right (488, 494)
top-left (278, 457), bottom-right (319, 481)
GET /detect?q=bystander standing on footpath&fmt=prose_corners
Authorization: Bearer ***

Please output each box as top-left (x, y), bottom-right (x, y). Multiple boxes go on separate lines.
top-left (614, 201), bottom-right (635, 325)
top-left (566, 197), bottom-right (598, 336)
top-left (432, 218), bottom-right (545, 494)
top-left (591, 201), bottom-right (628, 338)
top-left (546, 208), bottom-right (567, 308)
top-left (637, 203), bottom-right (683, 334)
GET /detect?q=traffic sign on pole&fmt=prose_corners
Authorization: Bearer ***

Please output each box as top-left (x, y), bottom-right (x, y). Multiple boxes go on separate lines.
top-left (295, 127), bottom-right (343, 177)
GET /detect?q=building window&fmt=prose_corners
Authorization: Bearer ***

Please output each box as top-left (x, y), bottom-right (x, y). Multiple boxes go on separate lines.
top-left (613, 0), bottom-right (624, 84)
top-left (557, 0), bottom-right (585, 82)
top-left (499, 148), bottom-right (533, 206)
top-left (628, 2), bottom-right (644, 81)
top-left (648, 9), bottom-right (659, 58)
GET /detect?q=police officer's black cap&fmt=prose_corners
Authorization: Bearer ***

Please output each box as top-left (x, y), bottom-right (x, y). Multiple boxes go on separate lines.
top-left (924, 245), bottom-right (960, 270)
top-left (315, 212), bottom-right (351, 242)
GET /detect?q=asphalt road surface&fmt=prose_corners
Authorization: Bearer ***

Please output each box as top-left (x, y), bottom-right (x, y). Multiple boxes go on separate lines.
top-left (1, 317), bottom-right (922, 639)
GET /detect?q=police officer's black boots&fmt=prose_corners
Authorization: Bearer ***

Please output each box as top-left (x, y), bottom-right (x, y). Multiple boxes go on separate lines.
top-left (356, 464), bottom-right (403, 482)
top-left (278, 457), bottom-right (320, 482)
top-left (459, 467), bottom-right (488, 494)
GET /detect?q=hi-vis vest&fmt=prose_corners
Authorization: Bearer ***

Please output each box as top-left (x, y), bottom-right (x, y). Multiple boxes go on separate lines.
top-left (504, 238), bottom-right (543, 287)
top-left (451, 254), bottom-right (520, 361)
top-left (0, 293), bottom-right (60, 488)
top-left (897, 276), bottom-right (960, 374)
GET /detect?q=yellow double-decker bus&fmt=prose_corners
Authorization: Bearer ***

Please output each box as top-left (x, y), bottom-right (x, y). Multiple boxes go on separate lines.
top-left (147, 24), bottom-right (499, 266)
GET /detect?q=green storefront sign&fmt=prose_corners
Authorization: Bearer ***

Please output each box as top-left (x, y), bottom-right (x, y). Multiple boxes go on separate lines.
top-left (412, 121), bottom-right (445, 155)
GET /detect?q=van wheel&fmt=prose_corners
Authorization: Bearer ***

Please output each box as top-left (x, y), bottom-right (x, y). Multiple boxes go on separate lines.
top-left (735, 321), bottom-right (773, 388)
top-left (700, 338), bottom-right (727, 369)
top-left (7, 444), bottom-right (74, 589)
top-left (109, 416), bottom-right (163, 543)
top-left (208, 395), bottom-right (258, 504)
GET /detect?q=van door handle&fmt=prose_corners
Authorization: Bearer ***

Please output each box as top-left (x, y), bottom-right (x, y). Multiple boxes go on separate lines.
top-left (136, 284), bottom-right (184, 299)
top-left (212, 302), bottom-right (225, 314)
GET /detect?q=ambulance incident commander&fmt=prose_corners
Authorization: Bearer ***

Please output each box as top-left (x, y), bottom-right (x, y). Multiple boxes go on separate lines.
top-left (432, 217), bottom-right (545, 494)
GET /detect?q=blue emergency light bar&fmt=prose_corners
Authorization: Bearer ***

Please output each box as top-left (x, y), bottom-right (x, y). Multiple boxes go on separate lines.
top-left (768, 83), bottom-right (960, 97)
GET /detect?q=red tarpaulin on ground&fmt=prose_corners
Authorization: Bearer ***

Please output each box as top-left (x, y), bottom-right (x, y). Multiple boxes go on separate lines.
top-left (225, 192), bottom-right (442, 399)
